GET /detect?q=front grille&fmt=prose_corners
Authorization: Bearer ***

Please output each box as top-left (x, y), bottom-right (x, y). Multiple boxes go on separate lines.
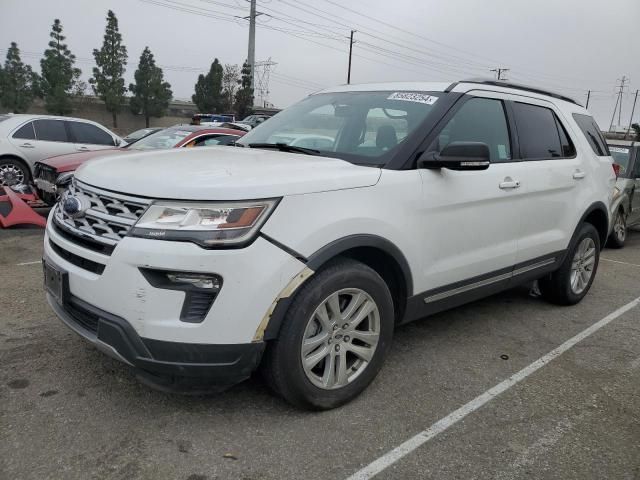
top-left (34, 162), bottom-right (57, 184)
top-left (53, 180), bottom-right (149, 248)
top-left (49, 239), bottom-right (106, 274)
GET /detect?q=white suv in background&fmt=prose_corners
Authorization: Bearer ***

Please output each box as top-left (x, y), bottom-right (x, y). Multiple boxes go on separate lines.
top-left (43, 80), bottom-right (615, 409)
top-left (0, 114), bottom-right (123, 186)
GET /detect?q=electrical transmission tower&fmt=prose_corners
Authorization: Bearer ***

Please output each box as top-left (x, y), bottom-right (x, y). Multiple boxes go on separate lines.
top-left (490, 67), bottom-right (509, 81)
top-left (609, 75), bottom-right (629, 132)
top-left (254, 58), bottom-right (277, 107)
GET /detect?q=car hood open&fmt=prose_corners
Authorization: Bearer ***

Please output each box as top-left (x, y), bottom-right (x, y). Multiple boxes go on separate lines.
top-left (75, 146), bottom-right (381, 200)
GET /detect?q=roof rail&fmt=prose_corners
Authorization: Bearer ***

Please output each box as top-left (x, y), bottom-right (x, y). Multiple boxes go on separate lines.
top-left (459, 78), bottom-right (581, 106)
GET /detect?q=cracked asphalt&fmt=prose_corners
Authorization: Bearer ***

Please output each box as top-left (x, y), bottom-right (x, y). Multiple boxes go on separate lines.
top-left (1, 226), bottom-right (639, 480)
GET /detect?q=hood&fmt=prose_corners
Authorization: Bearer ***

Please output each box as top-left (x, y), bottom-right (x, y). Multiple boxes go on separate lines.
top-left (42, 148), bottom-right (126, 172)
top-left (75, 146), bottom-right (381, 200)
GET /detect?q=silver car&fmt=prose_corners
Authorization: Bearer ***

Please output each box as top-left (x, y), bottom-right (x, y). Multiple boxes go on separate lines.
top-left (607, 140), bottom-right (640, 247)
top-left (0, 114), bottom-right (123, 187)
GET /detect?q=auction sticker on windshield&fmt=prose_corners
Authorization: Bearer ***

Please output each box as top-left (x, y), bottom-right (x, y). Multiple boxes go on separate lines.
top-left (387, 92), bottom-right (438, 105)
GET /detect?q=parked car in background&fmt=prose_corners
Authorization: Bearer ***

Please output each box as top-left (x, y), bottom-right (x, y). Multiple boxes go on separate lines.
top-left (34, 125), bottom-right (245, 205)
top-left (122, 127), bottom-right (162, 144)
top-left (0, 114), bottom-right (123, 187)
top-left (193, 113), bottom-right (235, 124)
top-left (43, 79), bottom-right (614, 409)
top-left (606, 140), bottom-right (640, 247)
top-left (237, 114), bottom-right (272, 128)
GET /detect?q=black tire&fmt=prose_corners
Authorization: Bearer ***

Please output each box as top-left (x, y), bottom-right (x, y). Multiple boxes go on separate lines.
top-left (539, 223), bottom-right (600, 305)
top-left (0, 157), bottom-right (31, 187)
top-left (607, 209), bottom-right (626, 249)
top-left (262, 258), bottom-right (394, 410)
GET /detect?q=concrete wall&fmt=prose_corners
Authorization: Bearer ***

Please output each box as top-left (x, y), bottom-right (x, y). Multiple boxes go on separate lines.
top-left (1, 97), bottom-right (198, 137)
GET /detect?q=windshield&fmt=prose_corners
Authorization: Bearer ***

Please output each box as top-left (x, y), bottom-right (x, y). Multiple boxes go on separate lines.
top-left (127, 128), bottom-right (192, 150)
top-left (609, 146), bottom-right (631, 174)
top-left (237, 91), bottom-right (442, 165)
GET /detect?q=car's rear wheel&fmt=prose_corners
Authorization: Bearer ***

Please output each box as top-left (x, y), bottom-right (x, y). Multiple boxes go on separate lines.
top-left (262, 258), bottom-right (394, 410)
top-left (539, 223), bottom-right (600, 305)
top-left (0, 159), bottom-right (30, 187)
top-left (607, 209), bottom-right (626, 248)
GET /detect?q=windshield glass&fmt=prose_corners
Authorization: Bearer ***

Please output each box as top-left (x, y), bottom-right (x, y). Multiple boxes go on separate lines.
top-left (609, 145), bottom-right (631, 173)
top-left (237, 91), bottom-right (442, 165)
top-left (127, 128), bottom-right (192, 150)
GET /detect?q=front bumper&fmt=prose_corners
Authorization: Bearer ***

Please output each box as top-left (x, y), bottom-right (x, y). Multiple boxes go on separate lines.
top-left (46, 291), bottom-right (265, 392)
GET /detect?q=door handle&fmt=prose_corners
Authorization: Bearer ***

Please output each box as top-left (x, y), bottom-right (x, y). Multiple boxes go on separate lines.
top-left (77, 146), bottom-right (90, 151)
top-left (573, 170), bottom-right (586, 180)
top-left (19, 143), bottom-right (35, 148)
top-left (499, 178), bottom-right (521, 190)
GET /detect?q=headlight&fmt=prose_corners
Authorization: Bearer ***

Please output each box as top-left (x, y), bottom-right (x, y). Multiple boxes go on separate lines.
top-left (129, 199), bottom-right (278, 247)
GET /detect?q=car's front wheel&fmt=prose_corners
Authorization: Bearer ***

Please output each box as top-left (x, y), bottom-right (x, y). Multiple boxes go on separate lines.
top-left (262, 258), bottom-right (394, 410)
top-left (539, 223), bottom-right (600, 305)
top-left (607, 209), bottom-right (626, 248)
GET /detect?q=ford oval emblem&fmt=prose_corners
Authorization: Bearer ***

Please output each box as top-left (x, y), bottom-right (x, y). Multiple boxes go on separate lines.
top-left (62, 195), bottom-right (87, 218)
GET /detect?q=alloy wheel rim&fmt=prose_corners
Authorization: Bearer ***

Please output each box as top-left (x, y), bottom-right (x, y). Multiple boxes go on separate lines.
top-left (0, 164), bottom-right (25, 187)
top-left (570, 237), bottom-right (596, 294)
top-left (301, 288), bottom-right (380, 390)
top-left (614, 213), bottom-right (626, 242)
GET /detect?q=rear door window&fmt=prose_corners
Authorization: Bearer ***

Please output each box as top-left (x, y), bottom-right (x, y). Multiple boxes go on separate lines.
top-left (572, 113), bottom-right (610, 156)
top-left (68, 121), bottom-right (114, 145)
top-left (13, 122), bottom-right (36, 140)
top-left (512, 102), bottom-right (574, 159)
top-left (33, 120), bottom-right (69, 142)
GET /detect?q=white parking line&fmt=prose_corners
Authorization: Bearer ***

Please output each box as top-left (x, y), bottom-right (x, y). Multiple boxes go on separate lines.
top-left (600, 258), bottom-right (640, 268)
top-left (345, 296), bottom-right (640, 480)
top-left (16, 260), bottom-right (41, 266)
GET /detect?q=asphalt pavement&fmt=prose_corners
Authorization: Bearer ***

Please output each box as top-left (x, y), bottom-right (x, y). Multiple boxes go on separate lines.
top-left (1, 227), bottom-right (639, 480)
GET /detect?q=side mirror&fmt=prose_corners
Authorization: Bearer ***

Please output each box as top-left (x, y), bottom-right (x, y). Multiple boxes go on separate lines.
top-left (114, 136), bottom-right (121, 147)
top-left (418, 141), bottom-right (491, 171)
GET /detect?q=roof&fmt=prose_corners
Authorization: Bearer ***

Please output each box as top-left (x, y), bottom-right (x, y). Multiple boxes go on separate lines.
top-left (316, 80), bottom-right (581, 107)
top-left (607, 139), bottom-right (636, 147)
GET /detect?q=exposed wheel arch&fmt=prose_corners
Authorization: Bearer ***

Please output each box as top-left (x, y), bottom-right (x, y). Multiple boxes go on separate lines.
top-left (262, 235), bottom-right (413, 340)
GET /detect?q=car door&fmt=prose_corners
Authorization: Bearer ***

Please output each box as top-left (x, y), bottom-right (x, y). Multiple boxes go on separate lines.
top-left (67, 120), bottom-right (118, 152)
top-left (629, 148), bottom-right (640, 226)
top-left (512, 103), bottom-right (596, 265)
top-left (418, 95), bottom-right (527, 293)
top-left (8, 120), bottom-right (40, 164)
top-left (15, 119), bottom-right (78, 163)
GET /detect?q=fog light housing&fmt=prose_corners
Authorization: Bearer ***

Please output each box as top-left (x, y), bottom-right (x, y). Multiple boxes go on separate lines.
top-left (140, 269), bottom-right (223, 323)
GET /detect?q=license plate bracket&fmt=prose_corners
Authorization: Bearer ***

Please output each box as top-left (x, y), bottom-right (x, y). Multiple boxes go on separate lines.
top-left (43, 260), bottom-right (68, 305)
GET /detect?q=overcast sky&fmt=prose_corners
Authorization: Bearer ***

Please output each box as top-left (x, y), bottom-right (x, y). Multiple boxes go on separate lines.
top-left (1, 0), bottom-right (638, 128)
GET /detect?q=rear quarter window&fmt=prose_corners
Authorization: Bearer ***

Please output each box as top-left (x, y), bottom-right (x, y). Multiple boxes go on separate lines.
top-left (572, 113), bottom-right (610, 156)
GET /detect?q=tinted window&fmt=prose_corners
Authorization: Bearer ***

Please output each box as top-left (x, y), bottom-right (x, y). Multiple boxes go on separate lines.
top-left (34, 120), bottom-right (68, 142)
top-left (69, 121), bottom-right (114, 145)
top-left (572, 113), bottom-right (610, 156)
top-left (431, 98), bottom-right (511, 162)
top-left (13, 122), bottom-right (35, 140)
top-left (512, 103), bottom-right (570, 159)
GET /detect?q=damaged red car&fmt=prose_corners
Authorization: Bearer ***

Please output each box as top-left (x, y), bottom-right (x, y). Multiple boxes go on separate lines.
top-left (33, 125), bottom-right (245, 205)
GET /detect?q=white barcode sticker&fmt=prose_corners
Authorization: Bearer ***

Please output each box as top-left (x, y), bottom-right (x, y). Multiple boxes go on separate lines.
top-left (387, 92), bottom-right (438, 105)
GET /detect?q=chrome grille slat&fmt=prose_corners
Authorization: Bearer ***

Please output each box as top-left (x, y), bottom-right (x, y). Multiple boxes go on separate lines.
top-left (53, 180), bottom-right (149, 246)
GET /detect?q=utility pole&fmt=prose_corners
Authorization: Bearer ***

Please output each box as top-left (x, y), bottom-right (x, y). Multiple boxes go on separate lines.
top-left (247, 0), bottom-right (257, 92)
top-left (585, 90), bottom-right (591, 109)
top-left (490, 67), bottom-right (509, 81)
top-left (610, 75), bottom-right (629, 131)
top-left (626, 89), bottom-right (639, 139)
top-left (347, 30), bottom-right (355, 84)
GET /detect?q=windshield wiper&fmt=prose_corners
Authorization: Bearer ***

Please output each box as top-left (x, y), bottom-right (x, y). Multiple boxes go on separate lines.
top-left (247, 142), bottom-right (320, 155)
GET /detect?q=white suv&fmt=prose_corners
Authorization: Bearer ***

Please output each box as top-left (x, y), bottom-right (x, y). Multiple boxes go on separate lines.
top-left (43, 80), bottom-right (615, 409)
